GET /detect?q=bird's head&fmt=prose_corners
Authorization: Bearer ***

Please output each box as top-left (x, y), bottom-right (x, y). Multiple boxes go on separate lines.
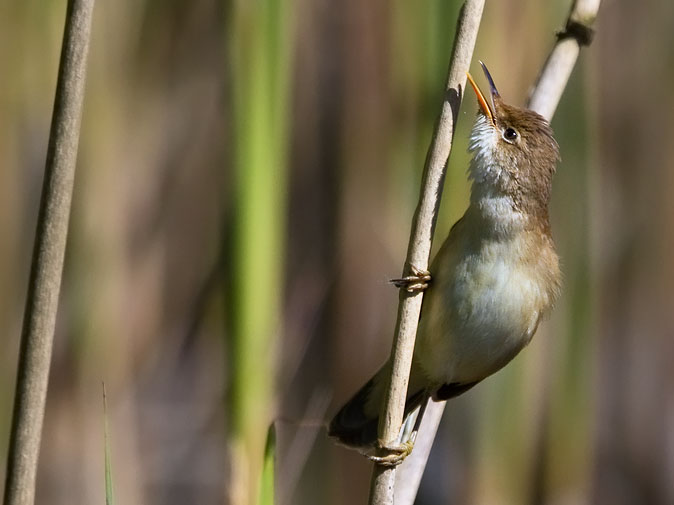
top-left (466, 62), bottom-right (560, 217)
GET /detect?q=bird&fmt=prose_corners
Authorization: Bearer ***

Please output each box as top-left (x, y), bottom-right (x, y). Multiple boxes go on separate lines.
top-left (328, 62), bottom-right (562, 464)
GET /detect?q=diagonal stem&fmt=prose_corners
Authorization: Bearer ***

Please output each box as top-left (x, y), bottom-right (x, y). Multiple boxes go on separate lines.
top-left (527, 0), bottom-right (602, 118)
top-left (2, 1), bottom-right (95, 505)
top-left (367, 1), bottom-right (486, 503)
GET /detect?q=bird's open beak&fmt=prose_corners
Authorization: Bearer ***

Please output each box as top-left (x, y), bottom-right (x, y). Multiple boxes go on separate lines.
top-left (466, 61), bottom-right (500, 127)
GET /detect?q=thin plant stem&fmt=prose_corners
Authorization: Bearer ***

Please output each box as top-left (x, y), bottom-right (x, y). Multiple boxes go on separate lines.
top-left (527, 0), bottom-right (601, 117)
top-left (2, 1), bottom-right (95, 504)
top-left (367, 1), bottom-right (485, 504)
top-left (103, 383), bottom-right (114, 505)
top-left (392, 1), bottom-right (602, 503)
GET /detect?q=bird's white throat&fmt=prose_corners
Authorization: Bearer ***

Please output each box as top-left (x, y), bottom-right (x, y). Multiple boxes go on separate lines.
top-left (466, 115), bottom-right (525, 235)
top-left (467, 114), bottom-right (503, 187)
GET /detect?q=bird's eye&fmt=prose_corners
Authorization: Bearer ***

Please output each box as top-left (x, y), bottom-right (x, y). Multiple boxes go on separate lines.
top-left (503, 127), bottom-right (518, 142)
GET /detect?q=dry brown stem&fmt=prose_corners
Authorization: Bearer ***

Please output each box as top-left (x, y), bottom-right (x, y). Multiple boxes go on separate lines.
top-left (528, 0), bottom-right (602, 119)
top-left (367, 1), bottom-right (486, 503)
top-left (3, 1), bottom-right (95, 504)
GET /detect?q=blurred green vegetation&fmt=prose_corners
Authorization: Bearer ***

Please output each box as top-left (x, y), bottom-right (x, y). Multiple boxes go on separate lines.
top-left (258, 424), bottom-right (276, 505)
top-left (1, 0), bottom-right (673, 504)
top-left (228, 0), bottom-right (292, 503)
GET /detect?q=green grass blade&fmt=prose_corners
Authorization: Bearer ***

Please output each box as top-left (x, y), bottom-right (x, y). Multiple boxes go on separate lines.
top-left (258, 424), bottom-right (276, 505)
top-left (102, 382), bottom-right (114, 505)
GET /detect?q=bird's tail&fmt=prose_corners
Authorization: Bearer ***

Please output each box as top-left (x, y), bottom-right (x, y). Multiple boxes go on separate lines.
top-left (328, 362), bottom-right (427, 449)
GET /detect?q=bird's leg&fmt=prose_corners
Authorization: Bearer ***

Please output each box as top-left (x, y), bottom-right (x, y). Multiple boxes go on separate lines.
top-left (391, 264), bottom-right (431, 293)
top-left (367, 400), bottom-right (428, 467)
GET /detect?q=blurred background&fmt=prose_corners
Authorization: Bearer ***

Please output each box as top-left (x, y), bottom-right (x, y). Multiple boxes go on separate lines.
top-left (1, 0), bottom-right (673, 504)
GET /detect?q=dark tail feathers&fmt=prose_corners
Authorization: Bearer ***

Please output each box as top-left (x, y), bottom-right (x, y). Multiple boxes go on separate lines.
top-left (328, 375), bottom-right (427, 449)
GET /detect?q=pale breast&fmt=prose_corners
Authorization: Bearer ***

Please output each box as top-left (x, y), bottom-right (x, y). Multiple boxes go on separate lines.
top-left (414, 225), bottom-right (558, 386)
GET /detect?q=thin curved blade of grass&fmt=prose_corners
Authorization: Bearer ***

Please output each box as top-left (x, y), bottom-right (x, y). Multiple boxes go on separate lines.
top-left (103, 383), bottom-right (114, 505)
top-left (258, 424), bottom-right (276, 505)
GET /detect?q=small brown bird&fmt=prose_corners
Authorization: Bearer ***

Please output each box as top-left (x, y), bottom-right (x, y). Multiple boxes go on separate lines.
top-left (329, 62), bottom-right (562, 460)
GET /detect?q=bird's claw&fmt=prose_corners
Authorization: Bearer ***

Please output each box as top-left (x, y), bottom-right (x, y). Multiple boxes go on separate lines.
top-left (367, 436), bottom-right (416, 467)
top-left (391, 265), bottom-right (431, 293)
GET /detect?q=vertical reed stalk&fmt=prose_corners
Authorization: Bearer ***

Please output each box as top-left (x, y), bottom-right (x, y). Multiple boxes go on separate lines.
top-left (367, 2), bottom-right (485, 504)
top-left (3, 1), bottom-right (95, 505)
top-left (228, 0), bottom-right (293, 503)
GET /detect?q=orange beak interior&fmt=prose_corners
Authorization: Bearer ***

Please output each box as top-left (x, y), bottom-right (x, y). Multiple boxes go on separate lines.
top-left (466, 72), bottom-right (495, 126)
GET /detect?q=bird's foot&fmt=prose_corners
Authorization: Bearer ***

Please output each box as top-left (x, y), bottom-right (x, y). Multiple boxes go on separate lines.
top-left (367, 434), bottom-right (417, 467)
top-left (391, 265), bottom-right (431, 293)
